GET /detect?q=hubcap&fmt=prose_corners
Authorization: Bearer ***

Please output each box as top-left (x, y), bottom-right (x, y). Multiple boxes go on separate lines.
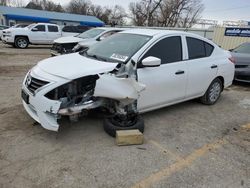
top-left (209, 82), bottom-right (221, 102)
top-left (17, 39), bottom-right (27, 48)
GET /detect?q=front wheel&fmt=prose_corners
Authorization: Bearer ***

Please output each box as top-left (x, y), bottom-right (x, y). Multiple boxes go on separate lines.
top-left (15, 37), bottom-right (29, 48)
top-left (103, 115), bottom-right (144, 137)
top-left (200, 78), bottom-right (223, 105)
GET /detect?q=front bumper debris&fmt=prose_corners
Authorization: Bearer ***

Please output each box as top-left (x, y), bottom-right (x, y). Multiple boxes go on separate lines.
top-left (22, 69), bottom-right (69, 131)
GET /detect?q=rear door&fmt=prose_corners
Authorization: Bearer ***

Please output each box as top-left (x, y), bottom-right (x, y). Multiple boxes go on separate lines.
top-left (47, 25), bottom-right (61, 43)
top-left (137, 35), bottom-right (188, 112)
top-left (185, 37), bottom-right (217, 98)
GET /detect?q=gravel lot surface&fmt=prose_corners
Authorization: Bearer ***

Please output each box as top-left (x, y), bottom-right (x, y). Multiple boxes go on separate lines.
top-left (0, 43), bottom-right (249, 188)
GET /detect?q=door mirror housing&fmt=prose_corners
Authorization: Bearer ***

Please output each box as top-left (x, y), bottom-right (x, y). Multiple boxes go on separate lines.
top-left (141, 56), bottom-right (161, 67)
top-left (97, 36), bottom-right (105, 41)
top-left (31, 27), bottom-right (38, 32)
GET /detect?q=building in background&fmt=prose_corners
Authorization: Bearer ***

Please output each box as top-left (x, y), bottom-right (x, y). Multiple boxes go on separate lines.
top-left (0, 6), bottom-right (104, 27)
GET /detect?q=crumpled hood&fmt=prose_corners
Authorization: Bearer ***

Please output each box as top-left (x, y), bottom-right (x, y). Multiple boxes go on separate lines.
top-left (54, 36), bottom-right (84, 44)
top-left (36, 53), bottom-right (118, 80)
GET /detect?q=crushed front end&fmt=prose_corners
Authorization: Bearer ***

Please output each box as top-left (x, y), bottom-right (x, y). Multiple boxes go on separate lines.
top-left (22, 60), bottom-right (145, 131)
top-left (51, 43), bottom-right (78, 56)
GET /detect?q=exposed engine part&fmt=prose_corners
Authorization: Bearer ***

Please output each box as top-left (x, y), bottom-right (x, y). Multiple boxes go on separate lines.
top-left (58, 99), bottom-right (104, 116)
top-left (46, 75), bottom-right (98, 106)
top-left (113, 60), bottom-right (137, 79)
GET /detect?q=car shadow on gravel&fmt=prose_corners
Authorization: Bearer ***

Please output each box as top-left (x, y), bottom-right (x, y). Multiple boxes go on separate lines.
top-left (26, 46), bottom-right (52, 49)
top-left (232, 81), bottom-right (250, 91)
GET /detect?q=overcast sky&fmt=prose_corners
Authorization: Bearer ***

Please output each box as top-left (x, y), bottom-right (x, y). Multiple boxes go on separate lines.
top-left (24, 0), bottom-right (250, 22)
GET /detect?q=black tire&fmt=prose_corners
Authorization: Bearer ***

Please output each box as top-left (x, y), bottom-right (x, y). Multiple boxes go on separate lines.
top-left (103, 115), bottom-right (144, 137)
top-left (200, 78), bottom-right (223, 105)
top-left (15, 37), bottom-right (29, 49)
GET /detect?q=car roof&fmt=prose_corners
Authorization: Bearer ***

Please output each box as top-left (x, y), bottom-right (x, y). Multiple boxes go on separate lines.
top-left (95, 27), bottom-right (127, 31)
top-left (119, 28), bottom-right (217, 46)
top-left (30, 23), bottom-right (58, 26)
top-left (121, 28), bottom-right (187, 36)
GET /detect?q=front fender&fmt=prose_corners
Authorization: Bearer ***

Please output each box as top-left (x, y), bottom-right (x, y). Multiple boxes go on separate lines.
top-left (93, 74), bottom-right (146, 105)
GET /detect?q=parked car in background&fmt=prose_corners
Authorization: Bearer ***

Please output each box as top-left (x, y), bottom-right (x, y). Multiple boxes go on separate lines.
top-left (22, 29), bottom-right (235, 136)
top-left (1, 23), bottom-right (82, 48)
top-left (50, 27), bottom-right (125, 56)
top-left (61, 25), bottom-right (92, 37)
top-left (1, 23), bottom-right (62, 48)
top-left (230, 42), bottom-right (250, 83)
top-left (0, 25), bottom-right (9, 39)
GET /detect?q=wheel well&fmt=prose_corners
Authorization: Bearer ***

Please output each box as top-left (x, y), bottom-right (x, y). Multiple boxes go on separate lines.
top-left (15, 35), bottom-right (29, 43)
top-left (217, 76), bottom-right (224, 91)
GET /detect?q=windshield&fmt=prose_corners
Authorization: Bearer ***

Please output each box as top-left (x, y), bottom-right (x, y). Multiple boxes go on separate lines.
top-left (27, 24), bottom-right (35, 29)
top-left (84, 33), bottom-right (152, 63)
top-left (77, 28), bottom-right (105, 39)
top-left (233, 43), bottom-right (250, 54)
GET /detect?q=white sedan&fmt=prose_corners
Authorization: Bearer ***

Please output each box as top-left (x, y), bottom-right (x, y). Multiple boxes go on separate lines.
top-left (21, 29), bottom-right (235, 136)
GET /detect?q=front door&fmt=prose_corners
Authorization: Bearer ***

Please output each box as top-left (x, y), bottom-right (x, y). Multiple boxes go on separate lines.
top-left (29, 24), bottom-right (48, 44)
top-left (137, 36), bottom-right (187, 112)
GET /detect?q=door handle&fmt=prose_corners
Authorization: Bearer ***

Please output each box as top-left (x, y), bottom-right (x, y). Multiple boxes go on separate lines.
top-left (175, 70), bottom-right (185, 75)
top-left (211, 65), bottom-right (218, 69)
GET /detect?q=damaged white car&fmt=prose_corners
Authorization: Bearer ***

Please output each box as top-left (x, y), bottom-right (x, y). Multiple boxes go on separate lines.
top-left (22, 29), bottom-right (235, 136)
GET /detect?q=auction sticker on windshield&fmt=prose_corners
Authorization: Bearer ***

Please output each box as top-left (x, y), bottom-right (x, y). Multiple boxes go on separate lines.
top-left (110, 53), bottom-right (128, 62)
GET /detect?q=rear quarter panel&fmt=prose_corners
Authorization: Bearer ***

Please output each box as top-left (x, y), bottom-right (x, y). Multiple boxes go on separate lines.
top-left (216, 50), bottom-right (235, 88)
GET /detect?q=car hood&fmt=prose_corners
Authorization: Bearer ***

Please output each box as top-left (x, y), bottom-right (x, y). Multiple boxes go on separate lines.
top-left (54, 36), bottom-right (84, 44)
top-left (36, 53), bottom-right (118, 80)
top-left (4, 27), bottom-right (28, 32)
top-left (231, 52), bottom-right (250, 65)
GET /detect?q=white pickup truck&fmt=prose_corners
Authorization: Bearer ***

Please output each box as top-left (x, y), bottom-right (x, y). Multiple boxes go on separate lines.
top-left (1, 23), bottom-right (71, 48)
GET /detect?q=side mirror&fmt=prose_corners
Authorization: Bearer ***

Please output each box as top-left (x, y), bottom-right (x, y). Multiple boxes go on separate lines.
top-left (141, 56), bottom-right (161, 67)
top-left (97, 36), bottom-right (105, 41)
top-left (31, 28), bottom-right (38, 32)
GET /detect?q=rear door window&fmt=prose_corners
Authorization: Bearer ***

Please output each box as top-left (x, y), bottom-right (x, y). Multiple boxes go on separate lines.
top-left (186, 37), bottom-right (214, 59)
top-left (48, 25), bottom-right (59, 32)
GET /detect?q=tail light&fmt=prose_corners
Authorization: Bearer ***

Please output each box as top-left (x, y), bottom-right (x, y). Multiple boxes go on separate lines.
top-left (228, 56), bottom-right (235, 64)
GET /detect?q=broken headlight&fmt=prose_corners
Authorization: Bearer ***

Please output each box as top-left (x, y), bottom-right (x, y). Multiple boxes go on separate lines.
top-left (45, 75), bottom-right (99, 108)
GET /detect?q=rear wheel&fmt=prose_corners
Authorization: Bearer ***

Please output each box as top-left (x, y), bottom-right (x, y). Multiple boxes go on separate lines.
top-left (15, 37), bottom-right (29, 48)
top-left (103, 115), bottom-right (144, 137)
top-left (200, 78), bottom-right (222, 105)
